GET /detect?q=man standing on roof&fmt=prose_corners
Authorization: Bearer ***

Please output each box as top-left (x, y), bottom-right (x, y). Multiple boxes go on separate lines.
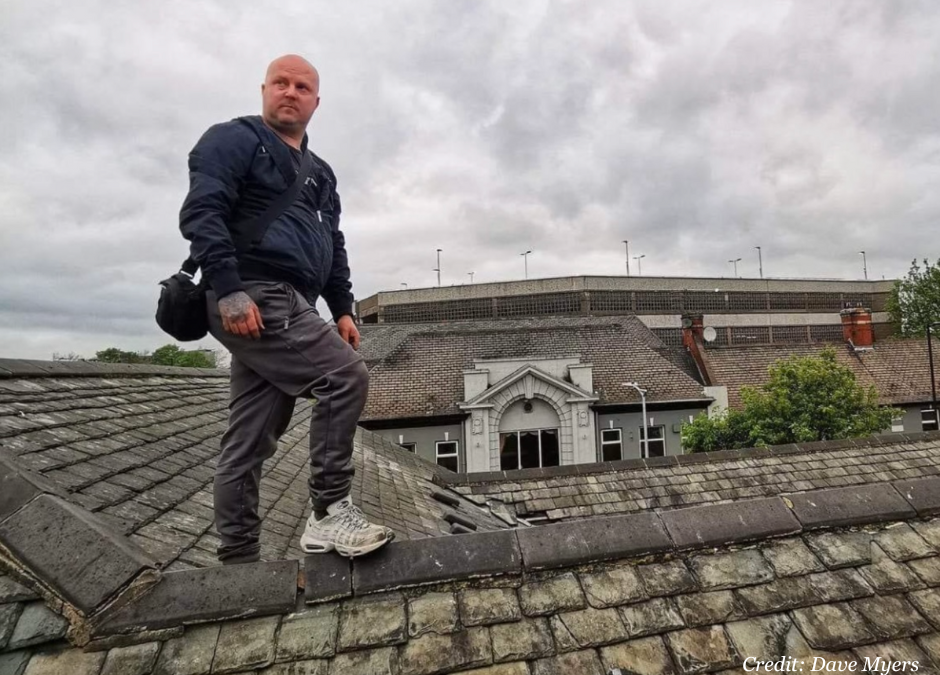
top-left (179, 55), bottom-right (393, 565)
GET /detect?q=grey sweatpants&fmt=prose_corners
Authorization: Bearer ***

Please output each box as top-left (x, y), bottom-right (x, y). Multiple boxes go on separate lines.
top-left (206, 280), bottom-right (369, 564)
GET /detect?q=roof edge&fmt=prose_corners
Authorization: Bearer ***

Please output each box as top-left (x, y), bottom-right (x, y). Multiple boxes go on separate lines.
top-left (0, 358), bottom-right (229, 379)
top-left (102, 476), bottom-right (936, 634)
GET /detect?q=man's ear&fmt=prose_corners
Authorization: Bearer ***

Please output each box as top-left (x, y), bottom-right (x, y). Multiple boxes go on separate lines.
top-left (261, 83), bottom-right (266, 95)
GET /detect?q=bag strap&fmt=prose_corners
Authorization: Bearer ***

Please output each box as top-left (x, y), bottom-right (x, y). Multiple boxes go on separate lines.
top-left (178, 129), bottom-right (315, 277)
top-left (230, 149), bottom-right (314, 251)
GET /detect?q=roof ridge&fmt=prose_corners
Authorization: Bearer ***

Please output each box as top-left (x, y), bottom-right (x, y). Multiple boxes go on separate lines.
top-left (0, 358), bottom-right (229, 379)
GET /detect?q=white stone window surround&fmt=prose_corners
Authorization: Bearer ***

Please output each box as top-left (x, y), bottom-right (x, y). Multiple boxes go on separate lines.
top-left (460, 363), bottom-right (599, 472)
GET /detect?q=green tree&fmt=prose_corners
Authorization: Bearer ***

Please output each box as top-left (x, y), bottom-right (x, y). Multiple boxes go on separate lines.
top-left (52, 352), bottom-right (84, 361)
top-left (95, 347), bottom-right (150, 364)
top-left (174, 350), bottom-right (217, 368)
top-left (887, 258), bottom-right (940, 336)
top-left (151, 344), bottom-right (183, 366)
top-left (682, 348), bottom-right (897, 453)
top-left (152, 344), bottom-right (216, 368)
top-left (95, 345), bottom-right (217, 368)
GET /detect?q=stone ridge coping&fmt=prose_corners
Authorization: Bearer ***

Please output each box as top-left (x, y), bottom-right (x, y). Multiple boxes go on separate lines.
top-left (0, 453), bottom-right (159, 630)
top-left (19, 474), bottom-right (940, 644)
top-left (433, 430), bottom-right (940, 485)
top-left (0, 358), bottom-right (229, 379)
top-left (295, 475), bottom-right (940, 607)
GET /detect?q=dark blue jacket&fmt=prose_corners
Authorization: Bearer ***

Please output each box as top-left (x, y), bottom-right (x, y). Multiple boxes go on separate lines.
top-left (179, 115), bottom-right (353, 320)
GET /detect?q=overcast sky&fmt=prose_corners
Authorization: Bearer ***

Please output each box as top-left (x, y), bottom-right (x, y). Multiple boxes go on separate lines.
top-left (2, 1), bottom-right (939, 360)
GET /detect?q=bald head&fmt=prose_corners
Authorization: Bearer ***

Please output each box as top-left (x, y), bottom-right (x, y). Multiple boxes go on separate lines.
top-left (265, 54), bottom-right (319, 85)
top-left (261, 54), bottom-right (320, 147)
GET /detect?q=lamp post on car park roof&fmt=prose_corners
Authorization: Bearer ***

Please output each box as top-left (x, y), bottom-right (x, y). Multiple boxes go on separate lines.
top-left (633, 254), bottom-right (645, 276)
top-left (623, 382), bottom-right (649, 458)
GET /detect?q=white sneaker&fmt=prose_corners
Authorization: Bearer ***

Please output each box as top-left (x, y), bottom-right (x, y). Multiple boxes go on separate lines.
top-left (300, 497), bottom-right (394, 557)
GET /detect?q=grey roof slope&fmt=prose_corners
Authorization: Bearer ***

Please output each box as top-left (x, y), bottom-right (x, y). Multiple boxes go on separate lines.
top-left (440, 434), bottom-right (940, 522)
top-left (360, 315), bottom-right (707, 421)
top-left (0, 360), bottom-right (508, 571)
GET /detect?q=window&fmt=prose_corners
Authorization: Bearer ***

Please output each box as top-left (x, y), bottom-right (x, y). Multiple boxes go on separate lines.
top-left (499, 429), bottom-right (560, 470)
top-left (922, 409), bottom-right (939, 432)
top-left (600, 428), bottom-right (623, 462)
top-left (891, 417), bottom-right (904, 433)
top-left (436, 441), bottom-right (459, 472)
top-left (400, 442), bottom-right (416, 453)
top-left (639, 426), bottom-right (666, 458)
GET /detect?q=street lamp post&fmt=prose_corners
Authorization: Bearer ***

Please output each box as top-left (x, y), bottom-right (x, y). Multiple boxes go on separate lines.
top-left (433, 248), bottom-right (442, 287)
top-left (928, 323), bottom-right (940, 428)
top-left (623, 240), bottom-right (630, 276)
top-left (633, 254), bottom-right (646, 276)
top-left (468, 272), bottom-right (474, 284)
top-left (755, 246), bottom-right (763, 279)
top-left (400, 283), bottom-right (407, 289)
top-left (729, 258), bottom-right (742, 277)
top-left (859, 251), bottom-right (868, 280)
top-left (623, 382), bottom-right (649, 458)
top-left (521, 250), bottom-right (532, 279)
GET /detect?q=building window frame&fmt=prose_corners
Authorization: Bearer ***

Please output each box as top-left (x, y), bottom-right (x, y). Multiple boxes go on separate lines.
top-left (639, 425), bottom-right (666, 458)
top-left (435, 440), bottom-right (459, 472)
top-left (921, 409), bottom-right (939, 432)
top-left (600, 428), bottom-right (623, 462)
top-left (499, 428), bottom-right (561, 470)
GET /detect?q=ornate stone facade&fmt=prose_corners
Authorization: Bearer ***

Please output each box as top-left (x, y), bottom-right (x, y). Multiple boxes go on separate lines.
top-left (459, 358), bottom-right (598, 472)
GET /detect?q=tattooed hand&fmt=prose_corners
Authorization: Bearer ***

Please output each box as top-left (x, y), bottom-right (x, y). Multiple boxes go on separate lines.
top-left (218, 291), bottom-right (265, 339)
top-left (337, 315), bottom-right (361, 350)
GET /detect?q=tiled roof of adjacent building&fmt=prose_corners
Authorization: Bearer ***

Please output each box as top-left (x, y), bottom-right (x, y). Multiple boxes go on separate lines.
top-left (704, 337), bottom-right (940, 409)
top-left (359, 315), bottom-right (708, 421)
top-left (3, 360), bottom-right (940, 674)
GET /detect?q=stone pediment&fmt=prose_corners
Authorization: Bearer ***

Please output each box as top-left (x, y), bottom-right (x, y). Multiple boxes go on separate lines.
top-left (459, 364), bottom-right (597, 409)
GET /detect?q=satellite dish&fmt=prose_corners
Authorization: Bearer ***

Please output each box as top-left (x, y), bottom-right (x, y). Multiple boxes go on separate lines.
top-left (681, 317), bottom-right (693, 329)
top-left (703, 326), bottom-right (718, 343)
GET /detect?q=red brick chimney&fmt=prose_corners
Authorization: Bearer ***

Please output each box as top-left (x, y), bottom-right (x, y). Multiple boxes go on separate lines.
top-left (840, 307), bottom-right (874, 349)
top-left (681, 314), bottom-right (715, 386)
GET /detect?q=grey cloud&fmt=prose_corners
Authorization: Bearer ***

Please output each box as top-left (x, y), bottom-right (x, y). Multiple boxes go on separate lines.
top-left (0, 0), bottom-right (937, 358)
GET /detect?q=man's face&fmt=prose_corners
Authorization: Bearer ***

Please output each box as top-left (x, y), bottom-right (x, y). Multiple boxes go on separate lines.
top-left (261, 58), bottom-right (320, 134)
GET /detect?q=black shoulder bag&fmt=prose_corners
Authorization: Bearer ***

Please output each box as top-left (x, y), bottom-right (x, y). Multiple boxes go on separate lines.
top-left (156, 148), bottom-right (314, 342)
